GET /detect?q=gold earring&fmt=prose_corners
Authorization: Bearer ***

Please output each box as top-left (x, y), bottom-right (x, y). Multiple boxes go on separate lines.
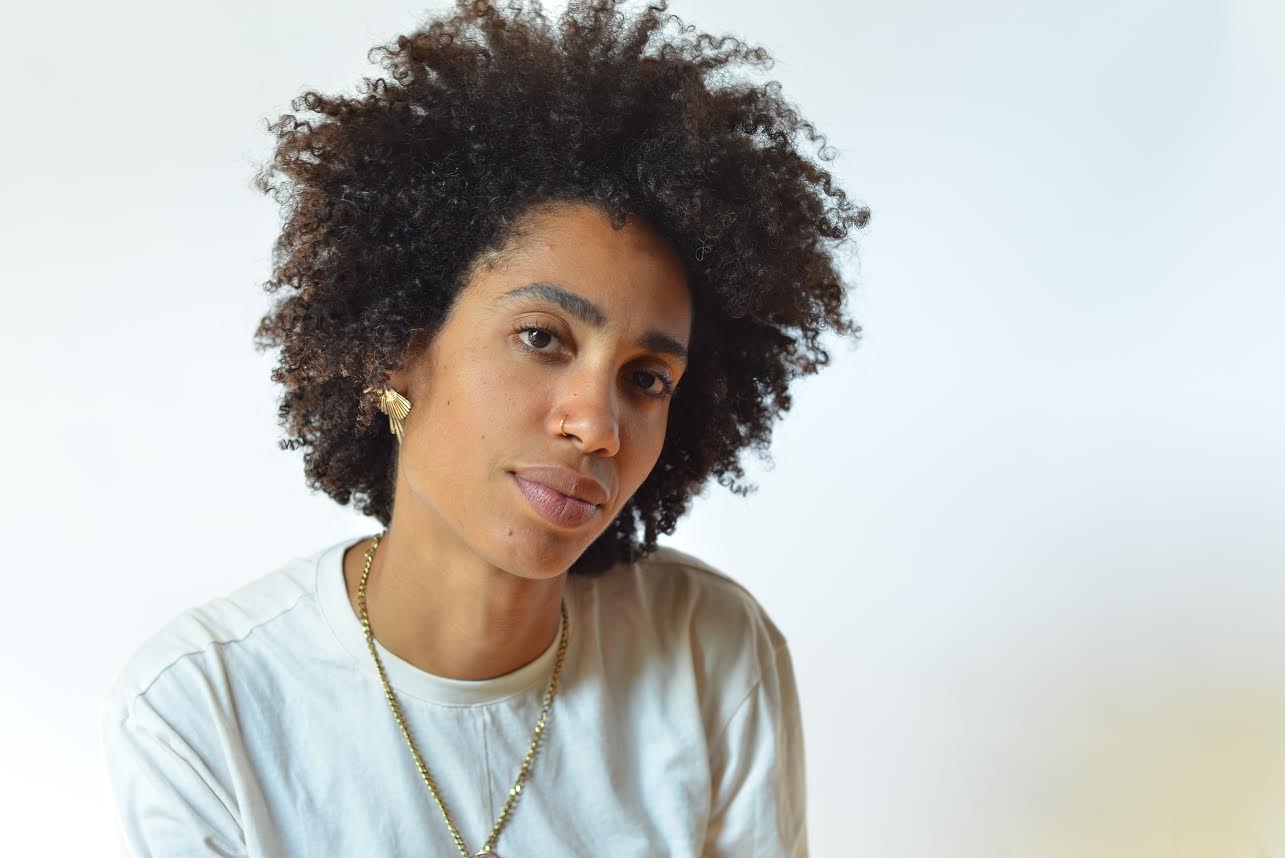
top-left (364, 386), bottom-right (412, 445)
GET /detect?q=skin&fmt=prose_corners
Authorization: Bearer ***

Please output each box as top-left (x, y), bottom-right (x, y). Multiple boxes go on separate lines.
top-left (342, 201), bottom-right (692, 681)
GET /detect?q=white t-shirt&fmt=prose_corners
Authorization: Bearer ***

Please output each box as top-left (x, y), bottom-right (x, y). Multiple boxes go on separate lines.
top-left (99, 535), bottom-right (808, 857)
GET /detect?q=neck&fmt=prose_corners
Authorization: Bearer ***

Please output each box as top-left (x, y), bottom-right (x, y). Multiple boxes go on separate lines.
top-left (342, 494), bottom-right (567, 682)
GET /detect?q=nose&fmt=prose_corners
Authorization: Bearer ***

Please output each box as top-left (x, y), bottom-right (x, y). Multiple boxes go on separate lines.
top-left (552, 367), bottom-right (621, 457)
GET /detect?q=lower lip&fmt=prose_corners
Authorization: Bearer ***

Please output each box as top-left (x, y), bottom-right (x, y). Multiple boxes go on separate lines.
top-left (512, 474), bottom-right (601, 529)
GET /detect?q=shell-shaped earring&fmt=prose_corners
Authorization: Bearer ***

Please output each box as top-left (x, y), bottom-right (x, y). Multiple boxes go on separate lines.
top-left (363, 385), bottom-right (412, 445)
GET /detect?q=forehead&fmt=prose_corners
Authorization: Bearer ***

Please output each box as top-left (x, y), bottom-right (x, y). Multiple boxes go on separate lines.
top-left (465, 202), bottom-right (692, 333)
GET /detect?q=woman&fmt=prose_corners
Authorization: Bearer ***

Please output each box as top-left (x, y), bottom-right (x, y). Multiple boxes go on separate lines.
top-left (100, 1), bottom-right (868, 856)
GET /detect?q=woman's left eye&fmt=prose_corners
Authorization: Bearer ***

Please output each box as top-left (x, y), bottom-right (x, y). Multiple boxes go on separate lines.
top-left (631, 370), bottom-right (676, 400)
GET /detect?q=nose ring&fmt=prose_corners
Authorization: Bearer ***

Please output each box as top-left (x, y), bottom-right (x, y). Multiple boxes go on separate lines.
top-left (559, 415), bottom-right (567, 436)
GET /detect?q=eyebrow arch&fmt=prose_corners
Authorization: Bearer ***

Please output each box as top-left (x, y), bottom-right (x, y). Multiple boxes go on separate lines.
top-left (494, 281), bottom-right (689, 367)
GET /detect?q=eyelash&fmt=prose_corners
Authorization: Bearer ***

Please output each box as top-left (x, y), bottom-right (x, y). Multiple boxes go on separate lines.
top-left (512, 323), bottom-right (676, 401)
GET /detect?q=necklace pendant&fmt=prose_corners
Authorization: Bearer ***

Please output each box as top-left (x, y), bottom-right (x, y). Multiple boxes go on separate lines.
top-left (471, 851), bottom-right (500, 858)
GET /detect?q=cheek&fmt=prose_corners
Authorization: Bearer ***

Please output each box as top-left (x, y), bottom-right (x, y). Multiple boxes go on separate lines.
top-left (428, 350), bottom-right (521, 432)
top-left (618, 413), bottom-right (669, 491)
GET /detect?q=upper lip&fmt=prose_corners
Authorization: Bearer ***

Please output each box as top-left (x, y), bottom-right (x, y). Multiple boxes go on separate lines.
top-left (511, 465), bottom-right (610, 506)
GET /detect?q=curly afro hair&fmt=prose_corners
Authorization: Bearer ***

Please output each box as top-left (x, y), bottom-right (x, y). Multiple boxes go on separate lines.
top-left (251, 0), bottom-right (870, 576)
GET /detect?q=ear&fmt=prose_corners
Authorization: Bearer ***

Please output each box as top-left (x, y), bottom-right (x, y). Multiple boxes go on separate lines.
top-left (386, 365), bottom-right (412, 398)
top-left (385, 330), bottom-right (429, 396)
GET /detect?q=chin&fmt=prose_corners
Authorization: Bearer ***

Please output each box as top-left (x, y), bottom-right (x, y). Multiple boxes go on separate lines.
top-left (490, 526), bottom-right (588, 580)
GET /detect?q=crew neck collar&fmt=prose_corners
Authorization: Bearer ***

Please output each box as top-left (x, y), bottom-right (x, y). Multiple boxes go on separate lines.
top-left (316, 534), bottom-right (571, 707)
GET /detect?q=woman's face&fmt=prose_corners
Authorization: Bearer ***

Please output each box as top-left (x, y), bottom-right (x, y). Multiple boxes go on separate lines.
top-left (386, 201), bottom-right (692, 578)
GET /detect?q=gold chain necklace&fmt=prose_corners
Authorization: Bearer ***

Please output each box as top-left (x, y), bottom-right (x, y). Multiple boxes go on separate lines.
top-left (357, 531), bottom-right (570, 858)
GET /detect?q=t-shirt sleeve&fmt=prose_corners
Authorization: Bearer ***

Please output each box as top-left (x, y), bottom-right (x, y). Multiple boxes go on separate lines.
top-left (100, 691), bottom-right (247, 858)
top-left (703, 639), bottom-right (809, 858)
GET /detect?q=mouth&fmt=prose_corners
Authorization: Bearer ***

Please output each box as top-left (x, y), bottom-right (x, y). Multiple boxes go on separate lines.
top-left (511, 473), bottom-right (602, 529)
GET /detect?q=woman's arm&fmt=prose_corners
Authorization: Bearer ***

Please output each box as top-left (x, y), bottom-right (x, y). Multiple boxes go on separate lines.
top-left (100, 693), bottom-right (247, 858)
top-left (703, 640), bottom-right (809, 858)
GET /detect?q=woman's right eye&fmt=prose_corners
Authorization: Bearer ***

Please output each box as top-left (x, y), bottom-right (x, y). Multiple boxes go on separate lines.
top-left (513, 324), bottom-right (562, 356)
top-left (522, 327), bottom-right (555, 349)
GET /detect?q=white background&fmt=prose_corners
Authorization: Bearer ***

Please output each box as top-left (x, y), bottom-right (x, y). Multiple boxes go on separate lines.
top-left (2, 0), bottom-right (1283, 855)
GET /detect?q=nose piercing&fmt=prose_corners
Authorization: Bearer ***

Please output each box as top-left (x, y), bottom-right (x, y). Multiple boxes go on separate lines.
top-left (559, 415), bottom-right (567, 436)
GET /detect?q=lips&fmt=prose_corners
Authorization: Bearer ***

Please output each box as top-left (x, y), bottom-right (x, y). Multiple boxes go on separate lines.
top-left (512, 474), bottom-right (601, 529)
top-left (510, 466), bottom-right (609, 506)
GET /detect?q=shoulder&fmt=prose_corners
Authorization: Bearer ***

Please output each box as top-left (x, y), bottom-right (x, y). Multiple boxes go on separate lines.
top-left (100, 544), bottom-right (323, 727)
top-left (635, 544), bottom-right (788, 649)
top-left (584, 544), bottom-right (789, 699)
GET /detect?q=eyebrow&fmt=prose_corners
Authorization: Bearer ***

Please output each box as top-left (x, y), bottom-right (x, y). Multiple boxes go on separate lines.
top-left (494, 281), bottom-right (689, 367)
